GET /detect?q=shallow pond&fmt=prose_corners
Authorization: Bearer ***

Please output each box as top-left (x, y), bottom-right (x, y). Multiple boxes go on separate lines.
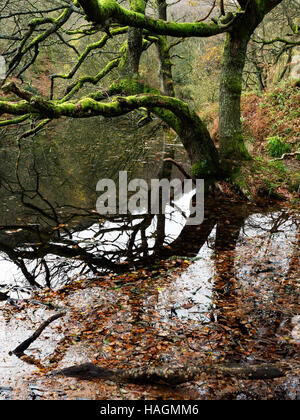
top-left (0, 116), bottom-right (299, 399)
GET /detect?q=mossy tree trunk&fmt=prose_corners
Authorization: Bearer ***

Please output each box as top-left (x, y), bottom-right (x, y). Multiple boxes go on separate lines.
top-left (218, 0), bottom-right (284, 163)
top-left (118, 0), bottom-right (146, 78)
top-left (114, 0), bottom-right (221, 180)
top-left (155, 0), bottom-right (175, 97)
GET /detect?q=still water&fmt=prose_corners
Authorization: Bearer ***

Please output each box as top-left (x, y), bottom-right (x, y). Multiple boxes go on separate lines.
top-left (0, 115), bottom-right (299, 399)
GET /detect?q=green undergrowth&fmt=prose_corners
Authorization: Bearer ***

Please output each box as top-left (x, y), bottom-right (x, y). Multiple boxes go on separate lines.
top-left (241, 82), bottom-right (300, 149)
top-left (200, 82), bottom-right (299, 202)
top-left (232, 157), bottom-right (300, 202)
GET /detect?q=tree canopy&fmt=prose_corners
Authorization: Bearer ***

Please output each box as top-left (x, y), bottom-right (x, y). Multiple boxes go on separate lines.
top-left (0, 0), bottom-right (298, 181)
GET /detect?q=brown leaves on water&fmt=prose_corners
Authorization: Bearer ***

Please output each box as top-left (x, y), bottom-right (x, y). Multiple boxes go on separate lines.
top-left (3, 234), bottom-right (299, 400)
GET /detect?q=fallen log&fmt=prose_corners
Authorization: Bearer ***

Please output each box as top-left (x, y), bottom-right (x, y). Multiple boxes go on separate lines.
top-left (51, 362), bottom-right (291, 385)
top-left (10, 311), bottom-right (66, 357)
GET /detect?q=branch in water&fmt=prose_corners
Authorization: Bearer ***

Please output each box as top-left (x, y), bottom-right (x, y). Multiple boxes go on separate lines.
top-left (51, 361), bottom-right (292, 384)
top-left (10, 311), bottom-right (66, 357)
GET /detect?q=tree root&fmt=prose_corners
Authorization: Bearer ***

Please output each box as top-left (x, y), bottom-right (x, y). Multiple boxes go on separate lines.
top-left (163, 157), bottom-right (194, 180)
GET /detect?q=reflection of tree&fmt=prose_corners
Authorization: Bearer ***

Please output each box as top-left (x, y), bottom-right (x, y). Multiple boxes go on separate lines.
top-left (213, 206), bottom-right (299, 360)
top-left (4, 178), bottom-right (299, 386)
top-left (284, 220), bottom-right (299, 282)
top-left (214, 206), bottom-right (248, 296)
top-left (0, 154), bottom-right (298, 303)
top-left (0, 150), bottom-right (185, 289)
top-left (212, 206), bottom-right (249, 355)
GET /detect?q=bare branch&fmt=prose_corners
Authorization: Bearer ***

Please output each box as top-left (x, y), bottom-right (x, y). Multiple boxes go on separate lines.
top-left (4, 8), bottom-right (73, 80)
top-left (271, 152), bottom-right (300, 161)
top-left (11, 312), bottom-right (66, 357)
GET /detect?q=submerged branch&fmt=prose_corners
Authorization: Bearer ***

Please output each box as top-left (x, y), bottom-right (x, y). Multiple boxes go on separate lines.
top-left (52, 361), bottom-right (292, 384)
top-left (10, 312), bottom-right (66, 357)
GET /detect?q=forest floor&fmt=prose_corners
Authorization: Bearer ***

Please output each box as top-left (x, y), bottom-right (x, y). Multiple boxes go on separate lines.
top-left (201, 81), bottom-right (300, 202)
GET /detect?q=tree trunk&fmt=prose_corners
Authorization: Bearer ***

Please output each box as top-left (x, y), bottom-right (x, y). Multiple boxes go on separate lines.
top-left (218, 0), bottom-right (283, 162)
top-left (219, 30), bottom-right (251, 162)
top-left (155, 0), bottom-right (175, 97)
top-left (114, 0), bottom-right (221, 180)
top-left (118, 1), bottom-right (146, 78)
top-left (125, 27), bottom-right (144, 77)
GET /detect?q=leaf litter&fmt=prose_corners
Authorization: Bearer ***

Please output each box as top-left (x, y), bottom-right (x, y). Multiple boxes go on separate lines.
top-left (0, 205), bottom-right (299, 400)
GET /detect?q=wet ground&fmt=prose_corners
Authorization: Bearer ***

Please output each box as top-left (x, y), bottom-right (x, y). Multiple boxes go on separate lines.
top-left (0, 200), bottom-right (299, 400)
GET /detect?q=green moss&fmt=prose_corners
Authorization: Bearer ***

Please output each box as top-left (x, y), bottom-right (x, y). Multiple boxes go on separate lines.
top-left (78, 0), bottom-right (118, 23)
top-left (118, 43), bottom-right (129, 70)
top-left (0, 99), bottom-right (31, 116)
top-left (109, 78), bottom-right (153, 95)
top-left (221, 74), bottom-right (242, 94)
top-left (78, 0), bottom-right (231, 37)
top-left (231, 166), bottom-right (253, 198)
top-left (231, 155), bottom-right (299, 200)
top-left (221, 133), bottom-right (251, 160)
top-left (129, 0), bottom-right (146, 13)
top-left (191, 160), bottom-right (213, 177)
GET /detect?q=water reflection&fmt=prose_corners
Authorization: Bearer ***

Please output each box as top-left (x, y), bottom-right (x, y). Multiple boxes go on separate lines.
top-left (1, 114), bottom-right (299, 400)
top-left (156, 206), bottom-right (299, 324)
top-left (0, 188), bottom-right (199, 295)
top-left (0, 114), bottom-right (298, 305)
top-left (0, 113), bottom-right (190, 295)
top-left (0, 174), bottom-right (298, 307)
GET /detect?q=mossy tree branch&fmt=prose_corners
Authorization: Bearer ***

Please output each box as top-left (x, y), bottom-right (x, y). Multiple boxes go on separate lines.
top-left (0, 88), bottom-right (202, 121)
top-left (0, 81), bottom-right (220, 176)
top-left (75, 0), bottom-right (239, 37)
top-left (51, 26), bottom-right (128, 87)
top-left (253, 37), bottom-right (300, 46)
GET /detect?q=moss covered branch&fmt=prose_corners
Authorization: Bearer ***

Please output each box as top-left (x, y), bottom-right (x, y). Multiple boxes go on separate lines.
top-left (253, 37), bottom-right (300, 46)
top-left (61, 58), bottom-right (121, 101)
top-left (51, 26), bottom-right (127, 84)
top-left (0, 114), bottom-right (29, 127)
top-left (0, 84), bottom-right (194, 120)
top-left (0, 83), bottom-right (220, 177)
